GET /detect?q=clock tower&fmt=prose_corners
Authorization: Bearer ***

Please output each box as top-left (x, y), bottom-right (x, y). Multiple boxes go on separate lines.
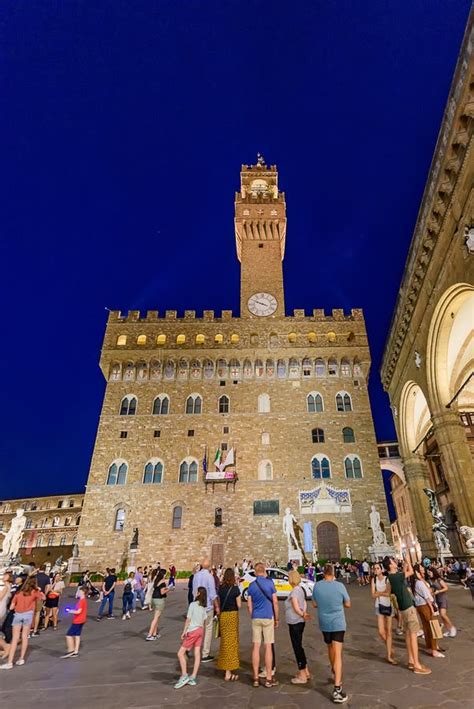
top-left (235, 155), bottom-right (287, 318)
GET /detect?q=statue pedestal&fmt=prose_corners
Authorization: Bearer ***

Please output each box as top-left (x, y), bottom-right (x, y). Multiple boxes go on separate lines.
top-left (127, 549), bottom-right (137, 574)
top-left (0, 555), bottom-right (11, 573)
top-left (368, 544), bottom-right (395, 562)
top-left (67, 557), bottom-right (81, 574)
top-left (288, 546), bottom-right (303, 565)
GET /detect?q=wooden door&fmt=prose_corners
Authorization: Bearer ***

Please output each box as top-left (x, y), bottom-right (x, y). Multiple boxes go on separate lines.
top-left (211, 543), bottom-right (224, 567)
top-left (317, 522), bottom-right (340, 560)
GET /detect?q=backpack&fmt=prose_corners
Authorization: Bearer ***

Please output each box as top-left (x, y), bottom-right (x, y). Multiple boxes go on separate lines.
top-left (124, 581), bottom-right (132, 594)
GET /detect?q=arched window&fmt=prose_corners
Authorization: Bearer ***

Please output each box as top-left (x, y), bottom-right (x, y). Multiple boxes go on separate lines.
top-left (186, 394), bottom-right (202, 414)
top-left (258, 393), bottom-right (270, 413)
top-left (156, 334), bottom-right (166, 345)
top-left (75, 516), bottom-right (81, 525)
top-left (315, 359), bottom-right (326, 377)
top-left (344, 455), bottom-right (363, 478)
top-left (172, 506), bottom-right (182, 529)
top-left (336, 392), bottom-right (352, 412)
top-left (47, 535), bottom-right (55, 546)
top-left (64, 517), bottom-right (72, 526)
top-left (214, 507), bottom-right (223, 527)
top-left (302, 358), bottom-right (312, 377)
top-left (243, 359), bottom-right (253, 378)
top-left (258, 460), bottom-right (273, 480)
top-left (218, 395), bottom-right (229, 414)
top-left (341, 359), bottom-right (351, 377)
top-left (52, 516), bottom-right (60, 527)
top-left (196, 334), bottom-right (205, 345)
top-left (120, 395), bottom-right (137, 416)
top-left (328, 357), bottom-right (338, 376)
top-left (277, 359), bottom-right (286, 378)
top-left (137, 335), bottom-right (147, 345)
top-left (255, 359), bottom-right (264, 377)
top-left (342, 427), bottom-right (355, 443)
top-left (231, 333), bottom-right (239, 344)
top-left (114, 508), bottom-right (126, 531)
top-left (59, 535), bottom-right (67, 546)
top-left (36, 535), bottom-right (43, 547)
top-left (143, 460), bottom-right (163, 484)
top-left (179, 459), bottom-right (198, 483)
top-left (353, 358), bottom-right (362, 376)
top-left (307, 393), bottom-right (324, 413)
top-left (107, 461), bottom-right (128, 486)
top-left (153, 394), bottom-right (169, 415)
top-left (117, 335), bottom-right (127, 346)
top-left (215, 333), bottom-right (224, 344)
top-left (311, 455), bottom-right (331, 479)
top-left (176, 334), bottom-right (186, 345)
top-left (312, 427), bottom-right (325, 443)
top-left (261, 432), bottom-right (270, 445)
top-left (204, 359), bottom-right (214, 379)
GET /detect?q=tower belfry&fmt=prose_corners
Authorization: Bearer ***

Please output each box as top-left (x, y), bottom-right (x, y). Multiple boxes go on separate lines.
top-left (235, 155), bottom-right (287, 318)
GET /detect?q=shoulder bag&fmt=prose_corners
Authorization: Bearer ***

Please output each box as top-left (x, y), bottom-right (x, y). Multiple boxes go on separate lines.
top-left (214, 585), bottom-right (233, 639)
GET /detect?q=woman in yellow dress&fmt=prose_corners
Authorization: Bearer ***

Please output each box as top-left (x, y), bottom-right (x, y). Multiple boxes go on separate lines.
top-left (216, 567), bottom-right (241, 681)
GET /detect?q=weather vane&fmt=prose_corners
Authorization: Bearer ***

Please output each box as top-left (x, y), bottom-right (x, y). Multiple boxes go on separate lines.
top-left (257, 152), bottom-right (265, 166)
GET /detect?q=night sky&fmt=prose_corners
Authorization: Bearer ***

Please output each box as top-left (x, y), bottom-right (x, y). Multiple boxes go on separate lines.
top-left (1, 1), bottom-right (471, 500)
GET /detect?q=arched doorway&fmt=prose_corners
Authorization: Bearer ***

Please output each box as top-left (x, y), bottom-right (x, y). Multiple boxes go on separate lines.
top-left (317, 521), bottom-right (340, 560)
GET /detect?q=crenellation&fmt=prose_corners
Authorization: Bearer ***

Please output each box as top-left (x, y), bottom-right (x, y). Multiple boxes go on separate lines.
top-left (184, 310), bottom-right (196, 319)
top-left (332, 308), bottom-right (345, 320)
top-left (221, 310), bottom-right (233, 319)
top-left (165, 310), bottom-right (177, 319)
top-left (293, 309), bottom-right (305, 318)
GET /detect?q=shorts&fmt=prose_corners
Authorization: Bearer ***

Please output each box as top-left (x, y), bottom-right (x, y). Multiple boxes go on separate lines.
top-left (400, 606), bottom-right (420, 633)
top-left (151, 598), bottom-right (165, 611)
top-left (12, 611), bottom-right (34, 627)
top-left (66, 623), bottom-right (84, 637)
top-left (363, 572), bottom-right (369, 577)
top-left (45, 596), bottom-right (59, 609)
top-left (251, 618), bottom-right (274, 644)
top-left (181, 627), bottom-right (203, 650)
top-left (35, 599), bottom-right (44, 612)
top-left (322, 630), bottom-right (345, 644)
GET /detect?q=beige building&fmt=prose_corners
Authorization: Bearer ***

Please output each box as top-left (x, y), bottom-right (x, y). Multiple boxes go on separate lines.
top-left (381, 16), bottom-right (474, 558)
top-left (0, 494), bottom-right (83, 565)
top-left (78, 157), bottom-right (390, 570)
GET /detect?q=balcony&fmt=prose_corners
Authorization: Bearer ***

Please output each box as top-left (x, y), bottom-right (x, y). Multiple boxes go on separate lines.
top-left (204, 471), bottom-right (238, 493)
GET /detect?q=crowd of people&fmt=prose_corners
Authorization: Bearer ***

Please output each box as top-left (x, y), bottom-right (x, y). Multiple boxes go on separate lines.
top-left (0, 554), bottom-right (467, 703)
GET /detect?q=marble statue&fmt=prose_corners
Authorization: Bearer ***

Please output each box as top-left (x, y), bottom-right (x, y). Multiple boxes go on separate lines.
top-left (459, 525), bottom-right (474, 549)
top-left (345, 544), bottom-right (352, 559)
top-left (283, 508), bottom-right (300, 552)
top-left (423, 488), bottom-right (452, 557)
top-left (0, 509), bottom-right (26, 559)
top-left (369, 505), bottom-right (387, 546)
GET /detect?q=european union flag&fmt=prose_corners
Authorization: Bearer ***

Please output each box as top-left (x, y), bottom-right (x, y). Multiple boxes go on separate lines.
top-left (202, 447), bottom-right (208, 473)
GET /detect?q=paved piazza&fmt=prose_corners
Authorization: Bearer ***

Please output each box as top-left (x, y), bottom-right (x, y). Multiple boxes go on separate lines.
top-left (0, 582), bottom-right (472, 708)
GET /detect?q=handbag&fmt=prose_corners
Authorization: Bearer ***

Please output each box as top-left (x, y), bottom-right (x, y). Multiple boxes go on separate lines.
top-left (429, 617), bottom-right (443, 639)
top-left (378, 602), bottom-right (392, 616)
top-left (214, 585), bottom-right (233, 639)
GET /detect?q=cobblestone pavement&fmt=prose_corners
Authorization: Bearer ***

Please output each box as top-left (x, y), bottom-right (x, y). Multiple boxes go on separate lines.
top-left (0, 582), bottom-right (472, 708)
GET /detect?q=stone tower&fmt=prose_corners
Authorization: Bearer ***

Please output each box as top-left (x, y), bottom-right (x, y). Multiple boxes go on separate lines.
top-left (77, 156), bottom-right (390, 570)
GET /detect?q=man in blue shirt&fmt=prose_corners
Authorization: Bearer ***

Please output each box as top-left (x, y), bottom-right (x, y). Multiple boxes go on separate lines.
top-left (312, 563), bottom-right (351, 704)
top-left (247, 563), bottom-right (279, 687)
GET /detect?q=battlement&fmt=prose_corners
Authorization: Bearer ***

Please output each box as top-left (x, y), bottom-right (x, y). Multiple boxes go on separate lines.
top-left (108, 308), bottom-right (365, 323)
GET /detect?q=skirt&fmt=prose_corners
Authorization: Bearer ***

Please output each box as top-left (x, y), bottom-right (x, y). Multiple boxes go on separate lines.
top-left (216, 610), bottom-right (240, 671)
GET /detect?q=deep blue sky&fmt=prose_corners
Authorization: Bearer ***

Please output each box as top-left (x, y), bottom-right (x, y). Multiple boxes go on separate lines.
top-left (1, 1), bottom-right (470, 500)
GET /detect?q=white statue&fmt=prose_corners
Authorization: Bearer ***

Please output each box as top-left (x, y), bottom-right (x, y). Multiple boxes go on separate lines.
top-left (345, 544), bottom-right (352, 559)
top-left (369, 505), bottom-right (387, 546)
top-left (0, 509), bottom-right (27, 559)
top-left (283, 507), bottom-right (300, 551)
top-left (459, 525), bottom-right (474, 549)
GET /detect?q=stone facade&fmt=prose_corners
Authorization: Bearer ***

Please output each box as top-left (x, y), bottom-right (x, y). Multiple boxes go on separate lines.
top-left (0, 494), bottom-right (83, 565)
top-left (381, 14), bottom-right (474, 558)
top-left (78, 158), bottom-right (389, 570)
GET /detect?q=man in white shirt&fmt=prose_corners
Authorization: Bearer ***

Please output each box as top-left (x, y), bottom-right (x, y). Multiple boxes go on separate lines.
top-left (192, 558), bottom-right (217, 662)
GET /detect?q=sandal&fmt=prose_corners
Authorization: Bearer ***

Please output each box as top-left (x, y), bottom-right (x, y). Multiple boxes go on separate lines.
top-left (264, 678), bottom-right (279, 688)
top-left (225, 674), bottom-right (239, 681)
top-left (291, 676), bottom-right (308, 684)
top-left (252, 678), bottom-right (260, 687)
top-left (387, 657), bottom-right (398, 665)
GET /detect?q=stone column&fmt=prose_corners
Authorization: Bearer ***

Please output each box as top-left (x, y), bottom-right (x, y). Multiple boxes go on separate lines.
top-left (432, 410), bottom-right (474, 527)
top-left (403, 456), bottom-right (437, 557)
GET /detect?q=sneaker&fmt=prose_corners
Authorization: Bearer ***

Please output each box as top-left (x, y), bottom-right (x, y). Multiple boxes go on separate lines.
top-left (416, 630), bottom-right (424, 637)
top-left (395, 628), bottom-right (404, 636)
top-left (107, 615), bottom-right (115, 620)
top-left (31, 631), bottom-right (40, 637)
top-left (61, 652), bottom-right (76, 659)
top-left (201, 655), bottom-right (214, 663)
top-left (122, 615), bottom-right (127, 620)
top-left (258, 667), bottom-right (276, 678)
top-left (174, 674), bottom-right (190, 689)
top-left (146, 635), bottom-right (155, 641)
top-left (450, 627), bottom-right (457, 637)
top-left (155, 632), bottom-right (161, 639)
top-left (126, 612), bottom-right (131, 619)
top-left (96, 617), bottom-right (101, 622)
top-left (0, 663), bottom-right (13, 670)
top-left (332, 687), bottom-right (348, 704)
top-left (132, 609), bottom-right (136, 613)
top-left (188, 676), bottom-right (197, 686)
top-left (15, 659), bottom-right (25, 666)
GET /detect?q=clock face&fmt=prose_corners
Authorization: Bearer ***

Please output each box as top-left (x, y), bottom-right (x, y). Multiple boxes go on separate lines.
top-left (248, 292), bottom-right (277, 317)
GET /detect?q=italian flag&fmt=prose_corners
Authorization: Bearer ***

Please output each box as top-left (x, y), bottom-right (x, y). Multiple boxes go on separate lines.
top-left (213, 449), bottom-right (221, 470)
